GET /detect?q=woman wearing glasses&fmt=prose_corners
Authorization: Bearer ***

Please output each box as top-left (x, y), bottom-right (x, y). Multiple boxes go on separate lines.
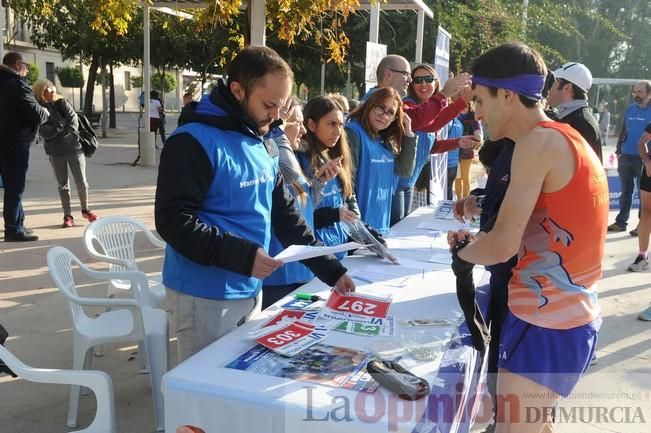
top-left (33, 79), bottom-right (98, 227)
top-left (345, 87), bottom-right (417, 234)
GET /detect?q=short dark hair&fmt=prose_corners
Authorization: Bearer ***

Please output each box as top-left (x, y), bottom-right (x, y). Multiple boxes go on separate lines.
top-left (557, 78), bottom-right (587, 101)
top-left (2, 52), bottom-right (23, 66)
top-left (227, 45), bottom-right (294, 95)
top-left (471, 42), bottom-right (547, 108)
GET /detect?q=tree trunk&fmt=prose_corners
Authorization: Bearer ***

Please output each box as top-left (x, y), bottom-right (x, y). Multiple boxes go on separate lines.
top-left (99, 58), bottom-right (108, 138)
top-left (83, 55), bottom-right (99, 116)
top-left (109, 63), bottom-right (116, 128)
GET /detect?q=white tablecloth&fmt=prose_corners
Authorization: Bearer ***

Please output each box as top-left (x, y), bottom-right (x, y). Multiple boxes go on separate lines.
top-left (162, 207), bottom-right (491, 433)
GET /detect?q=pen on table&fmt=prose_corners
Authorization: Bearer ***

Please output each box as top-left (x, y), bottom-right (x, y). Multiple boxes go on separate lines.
top-left (294, 293), bottom-right (322, 302)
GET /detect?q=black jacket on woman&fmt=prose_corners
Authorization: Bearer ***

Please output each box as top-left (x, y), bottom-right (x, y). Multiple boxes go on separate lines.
top-left (39, 98), bottom-right (81, 157)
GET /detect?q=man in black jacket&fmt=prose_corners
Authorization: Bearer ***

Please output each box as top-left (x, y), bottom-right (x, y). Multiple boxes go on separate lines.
top-left (547, 61), bottom-right (603, 162)
top-left (155, 46), bottom-right (355, 361)
top-left (0, 52), bottom-right (49, 242)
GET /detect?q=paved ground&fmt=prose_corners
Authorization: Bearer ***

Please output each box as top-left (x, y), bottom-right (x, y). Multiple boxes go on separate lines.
top-left (0, 116), bottom-right (649, 433)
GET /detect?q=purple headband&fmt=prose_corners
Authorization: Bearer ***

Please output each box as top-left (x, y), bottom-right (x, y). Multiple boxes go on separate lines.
top-left (472, 74), bottom-right (546, 101)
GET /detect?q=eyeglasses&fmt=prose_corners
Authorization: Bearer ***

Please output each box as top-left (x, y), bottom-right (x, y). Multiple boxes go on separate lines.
top-left (284, 120), bottom-right (305, 129)
top-left (412, 75), bottom-right (436, 85)
top-left (389, 68), bottom-right (411, 79)
top-left (372, 105), bottom-right (396, 120)
top-left (16, 61), bottom-right (28, 68)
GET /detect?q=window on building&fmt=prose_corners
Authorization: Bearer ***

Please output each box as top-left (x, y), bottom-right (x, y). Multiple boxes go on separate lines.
top-left (46, 62), bottom-right (55, 83)
top-left (124, 71), bottom-right (131, 91)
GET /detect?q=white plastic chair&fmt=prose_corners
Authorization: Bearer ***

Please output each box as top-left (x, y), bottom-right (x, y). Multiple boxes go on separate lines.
top-left (47, 246), bottom-right (168, 432)
top-left (83, 216), bottom-right (166, 309)
top-left (0, 344), bottom-right (116, 433)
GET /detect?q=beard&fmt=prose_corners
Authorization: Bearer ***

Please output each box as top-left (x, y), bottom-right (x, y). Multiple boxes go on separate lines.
top-left (634, 96), bottom-right (643, 104)
top-left (240, 98), bottom-right (272, 135)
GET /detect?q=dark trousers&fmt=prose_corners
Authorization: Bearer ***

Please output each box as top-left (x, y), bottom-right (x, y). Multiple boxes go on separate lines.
top-left (615, 155), bottom-right (642, 228)
top-left (0, 143), bottom-right (30, 234)
top-left (447, 165), bottom-right (458, 200)
top-left (391, 184), bottom-right (415, 226)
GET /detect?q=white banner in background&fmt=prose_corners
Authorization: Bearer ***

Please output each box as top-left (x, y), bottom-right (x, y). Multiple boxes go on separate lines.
top-left (430, 26), bottom-right (452, 204)
top-left (434, 26), bottom-right (451, 87)
top-left (365, 41), bottom-right (387, 93)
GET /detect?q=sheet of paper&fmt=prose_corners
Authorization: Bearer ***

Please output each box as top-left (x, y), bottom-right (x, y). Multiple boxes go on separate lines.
top-left (273, 242), bottom-right (365, 263)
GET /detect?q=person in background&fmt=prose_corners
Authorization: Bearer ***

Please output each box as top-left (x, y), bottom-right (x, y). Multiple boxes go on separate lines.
top-left (33, 79), bottom-right (98, 228)
top-left (609, 81), bottom-right (651, 235)
top-left (546, 62), bottom-right (602, 162)
top-left (155, 46), bottom-right (355, 362)
top-left (627, 123), bottom-right (651, 277)
top-left (149, 90), bottom-right (164, 147)
top-left (455, 103), bottom-right (483, 199)
top-left (345, 87), bottom-right (417, 234)
top-left (446, 116), bottom-right (463, 200)
top-left (262, 98), bottom-right (317, 309)
top-left (599, 102), bottom-right (610, 145)
top-left (299, 95), bottom-right (358, 258)
top-left (0, 52), bottom-right (49, 242)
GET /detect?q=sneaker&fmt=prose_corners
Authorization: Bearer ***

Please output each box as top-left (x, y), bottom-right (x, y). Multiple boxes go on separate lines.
top-left (62, 215), bottom-right (74, 228)
top-left (630, 227), bottom-right (639, 237)
top-left (638, 306), bottom-right (651, 321)
top-left (607, 223), bottom-right (625, 232)
top-left (627, 255), bottom-right (649, 272)
top-left (81, 209), bottom-right (98, 222)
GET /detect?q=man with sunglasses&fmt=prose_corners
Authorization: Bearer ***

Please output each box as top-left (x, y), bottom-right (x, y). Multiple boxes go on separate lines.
top-left (0, 52), bottom-right (49, 242)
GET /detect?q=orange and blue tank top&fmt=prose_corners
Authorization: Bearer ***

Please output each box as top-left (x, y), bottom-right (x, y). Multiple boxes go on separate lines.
top-left (508, 121), bottom-right (608, 330)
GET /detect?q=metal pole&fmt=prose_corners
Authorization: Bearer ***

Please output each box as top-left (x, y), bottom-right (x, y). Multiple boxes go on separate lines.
top-left (320, 63), bottom-right (325, 96)
top-left (0, 4), bottom-right (5, 61)
top-left (370, 4), bottom-right (380, 44)
top-left (415, 10), bottom-right (424, 63)
top-left (521, 0), bottom-right (529, 37)
top-left (140, 3), bottom-right (156, 166)
top-left (250, 0), bottom-right (266, 46)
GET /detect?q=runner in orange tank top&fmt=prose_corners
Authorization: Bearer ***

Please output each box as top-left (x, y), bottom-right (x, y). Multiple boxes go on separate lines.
top-left (447, 43), bottom-right (608, 433)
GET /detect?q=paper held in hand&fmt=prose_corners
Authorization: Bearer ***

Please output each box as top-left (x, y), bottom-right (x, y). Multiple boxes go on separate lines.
top-left (273, 242), bottom-right (366, 263)
top-left (319, 290), bottom-right (392, 325)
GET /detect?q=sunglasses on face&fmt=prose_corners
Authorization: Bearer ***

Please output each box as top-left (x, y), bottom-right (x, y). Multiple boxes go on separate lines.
top-left (412, 75), bottom-right (436, 85)
top-left (372, 105), bottom-right (396, 120)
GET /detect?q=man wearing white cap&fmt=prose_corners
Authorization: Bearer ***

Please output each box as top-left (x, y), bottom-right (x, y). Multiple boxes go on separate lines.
top-left (547, 62), bottom-right (602, 162)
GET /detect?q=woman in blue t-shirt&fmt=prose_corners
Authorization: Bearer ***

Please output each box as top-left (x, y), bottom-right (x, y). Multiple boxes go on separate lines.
top-left (345, 87), bottom-right (417, 234)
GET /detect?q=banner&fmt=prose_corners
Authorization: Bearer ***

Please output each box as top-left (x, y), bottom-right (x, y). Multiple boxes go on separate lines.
top-left (430, 26), bottom-right (452, 204)
top-left (365, 41), bottom-right (387, 93)
top-left (434, 26), bottom-right (451, 87)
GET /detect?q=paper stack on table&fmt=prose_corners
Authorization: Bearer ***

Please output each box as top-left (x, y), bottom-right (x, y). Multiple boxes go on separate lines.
top-left (273, 242), bottom-right (365, 263)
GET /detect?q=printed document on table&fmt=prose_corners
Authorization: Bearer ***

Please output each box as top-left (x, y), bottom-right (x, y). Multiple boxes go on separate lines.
top-left (274, 242), bottom-right (365, 263)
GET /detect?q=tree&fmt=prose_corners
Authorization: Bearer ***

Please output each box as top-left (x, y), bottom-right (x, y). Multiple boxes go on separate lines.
top-left (56, 66), bottom-right (84, 88)
top-left (25, 63), bottom-right (39, 86)
top-left (131, 72), bottom-right (176, 96)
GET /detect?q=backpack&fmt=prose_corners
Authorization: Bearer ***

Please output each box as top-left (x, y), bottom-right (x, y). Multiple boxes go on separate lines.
top-left (76, 113), bottom-right (98, 158)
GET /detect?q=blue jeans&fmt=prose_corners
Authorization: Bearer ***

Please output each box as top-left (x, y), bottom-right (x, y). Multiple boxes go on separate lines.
top-left (0, 142), bottom-right (30, 234)
top-left (615, 155), bottom-right (642, 228)
top-left (391, 184), bottom-right (414, 226)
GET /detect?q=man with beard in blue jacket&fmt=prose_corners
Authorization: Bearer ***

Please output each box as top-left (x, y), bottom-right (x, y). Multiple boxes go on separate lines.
top-left (155, 46), bottom-right (355, 362)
